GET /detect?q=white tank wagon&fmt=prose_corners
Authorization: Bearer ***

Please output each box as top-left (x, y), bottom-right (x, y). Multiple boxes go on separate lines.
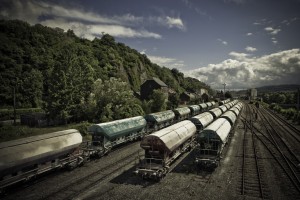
top-left (205, 102), bottom-right (213, 108)
top-left (195, 118), bottom-right (232, 169)
top-left (144, 110), bottom-right (175, 131)
top-left (220, 111), bottom-right (237, 126)
top-left (235, 102), bottom-right (243, 111)
top-left (88, 116), bottom-right (147, 156)
top-left (188, 105), bottom-right (201, 116)
top-left (208, 108), bottom-right (223, 119)
top-left (210, 101), bottom-right (216, 106)
top-left (223, 102), bottom-right (232, 110)
top-left (135, 120), bottom-right (197, 180)
top-left (229, 103), bottom-right (243, 117)
top-left (190, 112), bottom-right (214, 131)
top-left (0, 129), bottom-right (82, 190)
top-left (219, 99), bottom-right (230, 106)
top-left (218, 105), bottom-right (228, 113)
top-left (199, 103), bottom-right (208, 112)
top-left (173, 107), bottom-right (191, 122)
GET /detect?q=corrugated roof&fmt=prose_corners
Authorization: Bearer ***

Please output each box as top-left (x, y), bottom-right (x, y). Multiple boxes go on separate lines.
top-left (152, 77), bottom-right (168, 87)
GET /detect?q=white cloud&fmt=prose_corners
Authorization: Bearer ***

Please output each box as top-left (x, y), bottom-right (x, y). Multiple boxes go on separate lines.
top-left (246, 32), bottom-right (253, 36)
top-left (184, 49), bottom-right (300, 89)
top-left (245, 46), bottom-right (257, 52)
top-left (264, 27), bottom-right (281, 35)
top-left (0, 0), bottom-right (163, 39)
top-left (147, 55), bottom-right (185, 69)
top-left (217, 38), bottom-right (228, 45)
top-left (153, 16), bottom-right (186, 31)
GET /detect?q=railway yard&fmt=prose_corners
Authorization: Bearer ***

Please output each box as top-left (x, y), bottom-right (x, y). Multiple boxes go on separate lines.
top-left (1, 102), bottom-right (300, 200)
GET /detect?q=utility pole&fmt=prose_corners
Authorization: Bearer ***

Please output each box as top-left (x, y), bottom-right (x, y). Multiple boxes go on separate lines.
top-left (222, 83), bottom-right (226, 99)
top-left (13, 86), bottom-right (16, 125)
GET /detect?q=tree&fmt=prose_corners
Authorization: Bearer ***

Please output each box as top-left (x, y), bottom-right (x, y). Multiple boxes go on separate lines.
top-left (167, 93), bottom-right (180, 109)
top-left (149, 89), bottom-right (167, 112)
top-left (91, 78), bottom-right (144, 122)
top-left (225, 91), bottom-right (232, 99)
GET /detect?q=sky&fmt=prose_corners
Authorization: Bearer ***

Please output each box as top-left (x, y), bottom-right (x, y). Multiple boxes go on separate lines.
top-left (0, 0), bottom-right (300, 90)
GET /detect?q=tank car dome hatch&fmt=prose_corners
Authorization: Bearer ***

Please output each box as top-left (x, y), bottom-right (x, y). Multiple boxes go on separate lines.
top-left (208, 108), bottom-right (223, 119)
top-left (88, 116), bottom-right (147, 140)
top-left (144, 110), bottom-right (175, 124)
top-left (140, 120), bottom-right (196, 153)
top-left (0, 129), bottom-right (82, 177)
top-left (173, 107), bottom-right (191, 116)
top-left (220, 110), bottom-right (237, 126)
top-left (190, 112), bottom-right (214, 130)
top-left (199, 118), bottom-right (231, 144)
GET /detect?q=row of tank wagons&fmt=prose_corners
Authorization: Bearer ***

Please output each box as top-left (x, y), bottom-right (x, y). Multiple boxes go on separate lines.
top-left (0, 101), bottom-right (216, 190)
top-left (134, 100), bottom-right (241, 180)
top-left (195, 102), bottom-right (243, 170)
top-left (86, 101), bottom-right (217, 157)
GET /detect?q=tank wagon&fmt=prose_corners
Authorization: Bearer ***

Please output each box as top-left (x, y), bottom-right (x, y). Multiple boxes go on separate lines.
top-left (0, 129), bottom-right (82, 190)
top-left (87, 116), bottom-right (147, 156)
top-left (199, 103), bottom-right (208, 112)
top-left (190, 112), bottom-right (214, 131)
top-left (144, 110), bottom-right (175, 131)
top-left (173, 107), bottom-right (191, 122)
top-left (218, 105), bottom-right (228, 113)
top-left (208, 108), bottom-right (223, 119)
top-left (220, 111), bottom-right (237, 126)
top-left (188, 105), bottom-right (201, 116)
top-left (219, 99), bottom-right (230, 106)
top-left (135, 120), bottom-right (196, 180)
top-left (195, 103), bottom-right (243, 170)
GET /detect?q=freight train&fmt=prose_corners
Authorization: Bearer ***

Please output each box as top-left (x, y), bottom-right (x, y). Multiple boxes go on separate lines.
top-left (0, 101), bottom-right (217, 190)
top-left (0, 100), bottom-right (241, 188)
top-left (134, 100), bottom-right (239, 180)
top-left (195, 102), bottom-right (243, 169)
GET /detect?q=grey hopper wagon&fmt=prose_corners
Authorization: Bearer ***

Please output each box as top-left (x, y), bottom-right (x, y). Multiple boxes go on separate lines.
top-left (220, 110), bottom-right (237, 126)
top-left (0, 129), bottom-right (82, 190)
top-left (208, 108), bottom-right (223, 119)
top-left (218, 105), bottom-right (228, 113)
top-left (135, 120), bottom-right (196, 180)
top-left (199, 103), bottom-right (208, 112)
top-left (196, 118), bottom-right (232, 169)
top-left (88, 116), bottom-right (147, 156)
top-left (188, 105), bottom-right (201, 116)
top-left (190, 112), bottom-right (214, 131)
top-left (173, 107), bottom-right (191, 122)
top-left (144, 110), bottom-right (175, 131)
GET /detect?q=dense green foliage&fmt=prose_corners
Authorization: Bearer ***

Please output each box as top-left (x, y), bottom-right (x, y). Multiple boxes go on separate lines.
top-left (261, 91), bottom-right (298, 104)
top-left (0, 19), bottom-right (212, 123)
top-left (268, 103), bottom-right (300, 124)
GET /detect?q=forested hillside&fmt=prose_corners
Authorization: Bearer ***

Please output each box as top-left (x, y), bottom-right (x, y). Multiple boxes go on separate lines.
top-left (0, 19), bottom-right (211, 123)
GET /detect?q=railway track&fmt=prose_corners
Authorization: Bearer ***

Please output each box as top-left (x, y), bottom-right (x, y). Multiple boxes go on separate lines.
top-left (240, 103), bottom-right (271, 199)
top-left (241, 102), bottom-right (300, 199)
top-left (38, 146), bottom-right (142, 200)
top-left (256, 107), bottom-right (300, 197)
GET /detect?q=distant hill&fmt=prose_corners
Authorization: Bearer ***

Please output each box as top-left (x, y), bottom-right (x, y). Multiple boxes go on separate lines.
top-left (256, 84), bottom-right (300, 93)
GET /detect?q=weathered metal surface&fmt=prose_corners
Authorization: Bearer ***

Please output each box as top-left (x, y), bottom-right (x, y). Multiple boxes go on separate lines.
top-left (144, 110), bottom-right (175, 124)
top-left (88, 116), bottom-right (147, 140)
top-left (140, 120), bottom-right (196, 153)
top-left (221, 110), bottom-right (237, 126)
top-left (0, 129), bottom-right (82, 177)
top-left (190, 112), bottom-right (214, 130)
top-left (199, 103), bottom-right (208, 110)
top-left (208, 108), bottom-right (223, 119)
top-left (173, 107), bottom-right (191, 117)
top-left (199, 118), bottom-right (231, 144)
